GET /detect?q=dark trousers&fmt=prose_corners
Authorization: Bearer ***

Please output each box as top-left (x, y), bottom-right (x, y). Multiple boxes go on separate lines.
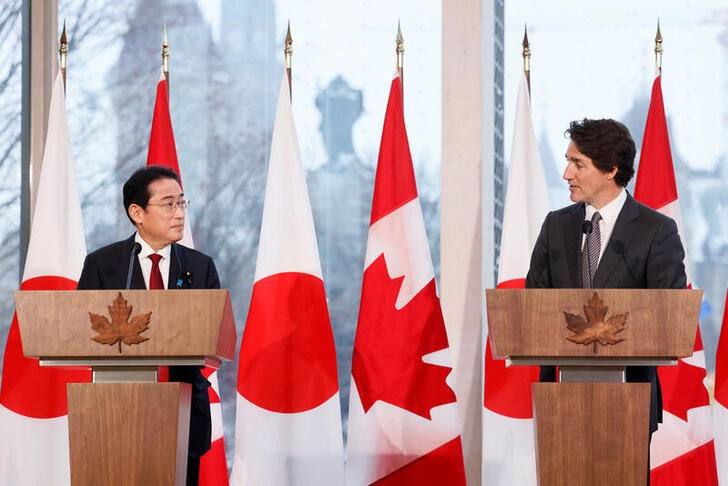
top-left (186, 456), bottom-right (200, 486)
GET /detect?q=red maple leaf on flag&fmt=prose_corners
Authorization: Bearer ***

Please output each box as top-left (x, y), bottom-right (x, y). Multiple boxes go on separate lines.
top-left (659, 355), bottom-right (709, 422)
top-left (352, 254), bottom-right (456, 420)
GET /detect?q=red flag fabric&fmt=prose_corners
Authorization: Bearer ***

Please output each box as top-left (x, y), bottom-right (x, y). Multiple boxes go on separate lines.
top-left (713, 290), bottom-right (728, 484)
top-left (230, 73), bottom-right (344, 485)
top-left (633, 75), bottom-right (718, 485)
top-left (346, 76), bottom-right (466, 485)
top-left (146, 71), bottom-right (227, 484)
top-left (483, 71), bottom-right (550, 485)
top-left (0, 69), bottom-right (91, 484)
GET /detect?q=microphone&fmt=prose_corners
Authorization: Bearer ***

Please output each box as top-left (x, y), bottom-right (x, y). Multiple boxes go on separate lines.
top-left (126, 242), bottom-right (142, 289)
top-left (582, 220), bottom-right (594, 288)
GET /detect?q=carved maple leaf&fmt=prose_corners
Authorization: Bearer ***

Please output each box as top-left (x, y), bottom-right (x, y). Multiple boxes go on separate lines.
top-left (89, 292), bottom-right (151, 353)
top-left (564, 292), bottom-right (628, 351)
top-left (352, 254), bottom-right (456, 420)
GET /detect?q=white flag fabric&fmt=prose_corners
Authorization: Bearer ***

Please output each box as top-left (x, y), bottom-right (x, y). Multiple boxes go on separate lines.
top-left (484, 70), bottom-right (549, 486)
top-left (0, 69), bottom-right (90, 485)
top-left (230, 73), bottom-right (344, 486)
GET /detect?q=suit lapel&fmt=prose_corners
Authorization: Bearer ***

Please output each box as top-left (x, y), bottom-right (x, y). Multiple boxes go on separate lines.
top-left (593, 194), bottom-right (640, 287)
top-left (168, 244), bottom-right (182, 289)
top-left (563, 203), bottom-right (584, 287)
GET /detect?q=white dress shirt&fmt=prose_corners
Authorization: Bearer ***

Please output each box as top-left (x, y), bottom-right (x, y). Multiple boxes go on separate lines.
top-left (135, 232), bottom-right (171, 289)
top-left (583, 189), bottom-right (627, 264)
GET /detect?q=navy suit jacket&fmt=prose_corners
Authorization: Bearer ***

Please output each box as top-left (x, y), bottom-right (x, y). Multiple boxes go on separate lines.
top-left (77, 234), bottom-right (220, 457)
top-left (525, 193), bottom-right (687, 432)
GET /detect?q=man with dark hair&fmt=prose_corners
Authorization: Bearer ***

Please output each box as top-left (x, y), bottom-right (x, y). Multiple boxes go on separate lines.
top-left (77, 166), bottom-right (219, 486)
top-left (525, 118), bottom-right (686, 478)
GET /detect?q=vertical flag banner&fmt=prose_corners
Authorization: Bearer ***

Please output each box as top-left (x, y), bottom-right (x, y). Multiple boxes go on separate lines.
top-left (633, 75), bottom-right (718, 485)
top-left (147, 71), bottom-right (193, 247)
top-left (146, 70), bottom-right (228, 485)
top-left (231, 73), bottom-right (344, 486)
top-left (346, 76), bottom-right (466, 485)
top-left (484, 71), bottom-right (549, 485)
top-left (714, 291), bottom-right (728, 484)
top-left (0, 70), bottom-right (91, 485)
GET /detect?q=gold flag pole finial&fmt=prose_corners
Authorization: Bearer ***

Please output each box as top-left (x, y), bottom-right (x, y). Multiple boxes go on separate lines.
top-left (162, 24), bottom-right (170, 81)
top-left (522, 23), bottom-right (531, 93)
top-left (285, 21), bottom-right (293, 99)
top-left (654, 20), bottom-right (663, 73)
top-left (396, 20), bottom-right (404, 86)
top-left (59, 20), bottom-right (68, 92)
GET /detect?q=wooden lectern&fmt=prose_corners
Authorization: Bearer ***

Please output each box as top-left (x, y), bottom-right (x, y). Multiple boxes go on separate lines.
top-left (486, 289), bottom-right (701, 486)
top-left (14, 289), bottom-right (236, 486)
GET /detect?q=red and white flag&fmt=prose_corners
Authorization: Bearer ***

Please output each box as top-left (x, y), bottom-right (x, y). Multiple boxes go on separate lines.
top-left (0, 69), bottom-right (91, 484)
top-left (147, 71), bottom-right (193, 247)
top-left (633, 75), bottom-right (718, 485)
top-left (346, 76), bottom-right (466, 485)
top-left (484, 71), bottom-right (549, 485)
top-left (146, 70), bottom-right (228, 485)
top-left (714, 291), bottom-right (728, 484)
top-left (230, 73), bottom-right (344, 485)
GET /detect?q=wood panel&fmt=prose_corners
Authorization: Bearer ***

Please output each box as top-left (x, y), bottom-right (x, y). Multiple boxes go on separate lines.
top-left (486, 289), bottom-right (701, 359)
top-left (67, 382), bottom-right (190, 486)
top-left (15, 290), bottom-right (235, 359)
top-left (533, 382), bottom-right (650, 486)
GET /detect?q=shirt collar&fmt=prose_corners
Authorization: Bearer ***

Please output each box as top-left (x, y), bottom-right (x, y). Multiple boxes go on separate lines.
top-left (585, 188), bottom-right (627, 226)
top-left (134, 232), bottom-right (172, 261)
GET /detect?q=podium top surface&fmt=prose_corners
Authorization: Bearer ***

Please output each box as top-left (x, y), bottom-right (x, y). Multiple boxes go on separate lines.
top-left (15, 289), bottom-right (236, 362)
top-left (486, 289), bottom-right (701, 361)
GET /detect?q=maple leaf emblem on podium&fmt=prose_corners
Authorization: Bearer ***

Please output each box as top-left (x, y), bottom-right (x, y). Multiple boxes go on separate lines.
top-left (564, 292), bottom-right (629, 352)
top-left (89, 292), bottom-right (151, 353)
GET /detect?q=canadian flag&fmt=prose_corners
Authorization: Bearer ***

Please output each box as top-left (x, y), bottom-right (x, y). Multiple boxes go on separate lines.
top-left (230, 73), bottom-right (344, 485)
top-left (714, 291), bottom-right (728, 484)
top-left (346, 76), bottom-right (466, 485)
top-left (484, 71), bottom-right (549, 485)
top-left (146, 70), bottom-right (228, 484)
top-left (633, 75), bottom-right (718, 484)
top-left (0, 69), bottom-right (91, 484)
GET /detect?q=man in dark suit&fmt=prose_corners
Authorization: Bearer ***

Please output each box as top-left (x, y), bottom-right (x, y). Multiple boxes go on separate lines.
top-left (77, 166), bottom-right (220, 486)
top-left (525, 119), bottom-right (686, 458)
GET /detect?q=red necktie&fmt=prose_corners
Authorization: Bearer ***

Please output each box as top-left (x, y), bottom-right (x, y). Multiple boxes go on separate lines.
top-left (148, 253), bottom-right (164, 290)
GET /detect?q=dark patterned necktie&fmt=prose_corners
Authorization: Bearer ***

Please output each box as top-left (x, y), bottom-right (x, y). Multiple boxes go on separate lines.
top-left (580, 211), bottom-right (602, 288)
top-left (149, 253), bottom-right (164, 290)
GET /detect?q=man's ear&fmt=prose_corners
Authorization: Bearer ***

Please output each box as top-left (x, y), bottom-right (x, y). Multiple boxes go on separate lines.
top-left (128, 204), bottom-right (145, 226)
top-left (607, 165), bottom-right (619, 181)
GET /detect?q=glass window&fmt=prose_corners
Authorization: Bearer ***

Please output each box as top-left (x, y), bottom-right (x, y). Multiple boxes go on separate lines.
top-left (0, 0), bottom-right (22, 372)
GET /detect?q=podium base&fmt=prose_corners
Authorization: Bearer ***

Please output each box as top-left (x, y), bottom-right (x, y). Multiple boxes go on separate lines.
top-left (67, 382), bottom-right (191, 486)
top-left (533, 382), bottom-right (650, 486)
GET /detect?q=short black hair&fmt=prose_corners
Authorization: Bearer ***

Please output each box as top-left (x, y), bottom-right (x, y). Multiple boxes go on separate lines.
top-left (122, 166), bottom-right (180, 225)
top-left (565, 118), bottom-right (636, 187)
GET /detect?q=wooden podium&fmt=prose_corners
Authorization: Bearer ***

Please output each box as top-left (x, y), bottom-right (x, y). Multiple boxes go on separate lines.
top-left (486, 289), bottom-right (701, 486)
top-left (14, 289), bottom-right (236, 486)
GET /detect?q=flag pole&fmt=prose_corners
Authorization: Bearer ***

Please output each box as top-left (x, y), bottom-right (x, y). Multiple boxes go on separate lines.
top-left (396, 20), bottom-right (404, 89)
top-left (654, 20), bottom-right (663, 75)
top-left (522, 24), bottom-right (531, 94)
top-left (285, 21), bottom-right (292, 100)
top-left (59, 21), bottom-right (68, 93)
top-left (162, 24), bottom-right (170, 83)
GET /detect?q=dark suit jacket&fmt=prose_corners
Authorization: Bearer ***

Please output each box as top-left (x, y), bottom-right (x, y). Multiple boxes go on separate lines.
top-left (525, 193), bottom-right (686, 433)
top-left (77, 234), bottom-right (220, 457)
